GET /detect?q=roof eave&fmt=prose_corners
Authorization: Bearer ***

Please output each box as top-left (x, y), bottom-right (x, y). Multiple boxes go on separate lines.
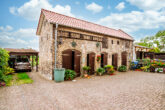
top-left (50, 22), bottom-right (134, 41)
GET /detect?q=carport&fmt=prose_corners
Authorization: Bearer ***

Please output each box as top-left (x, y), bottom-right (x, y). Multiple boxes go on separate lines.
top-left (5, 48), bottom-right (39, 72)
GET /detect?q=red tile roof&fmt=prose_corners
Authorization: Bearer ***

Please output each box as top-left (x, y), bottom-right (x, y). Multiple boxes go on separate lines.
top-left (5, 48), bottom-right (38, 53)
top-left (37, 9), bottom-right (134, 41)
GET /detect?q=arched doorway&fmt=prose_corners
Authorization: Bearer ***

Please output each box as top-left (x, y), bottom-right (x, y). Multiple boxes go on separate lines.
top-left (62, 49), bottom-right (81, 76)
top-left (112, 53), bottom-right (118, 70)
top-left (121, 51), bottom-right (127, 66)
top-left (87, 52), bottom-right (95, 74)
top-left (100, 52), bottom-right (108, 68)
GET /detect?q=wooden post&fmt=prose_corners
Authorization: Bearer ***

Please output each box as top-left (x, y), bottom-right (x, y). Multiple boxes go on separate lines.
top-left (36, 55), bottom-right (38, 72)
top-left (32, 55), bottom-right (34, 70)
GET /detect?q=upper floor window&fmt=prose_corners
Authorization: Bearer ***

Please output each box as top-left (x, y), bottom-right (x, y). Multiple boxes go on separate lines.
top-left (125, 41), bottom-right (130, 48)
top-left (117, 41), bottom-right (120, 45)
top-left (102, 37), bottom-right (108, 48)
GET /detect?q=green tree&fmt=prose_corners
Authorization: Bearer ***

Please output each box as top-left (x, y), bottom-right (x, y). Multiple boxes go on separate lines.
top-left (0, 48), bottom-right (14, 82)
top-left (136, 30), bottom-right (165, 52)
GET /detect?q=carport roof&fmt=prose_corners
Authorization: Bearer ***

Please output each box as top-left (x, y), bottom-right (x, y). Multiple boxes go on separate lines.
top-left (5, 48), bottom-right (38, 54)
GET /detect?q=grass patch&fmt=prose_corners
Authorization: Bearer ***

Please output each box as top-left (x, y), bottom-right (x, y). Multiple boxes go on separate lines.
top-left (5, 72), bottom-right (33, 86)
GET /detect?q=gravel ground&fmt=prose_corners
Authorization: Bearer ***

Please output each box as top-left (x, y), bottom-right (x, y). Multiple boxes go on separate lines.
top-left (0, 71), bottom-right (165, 110)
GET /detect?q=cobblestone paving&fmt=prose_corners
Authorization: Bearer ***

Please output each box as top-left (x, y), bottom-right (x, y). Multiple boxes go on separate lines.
top-left (0, 71), bottom-right (165, 110)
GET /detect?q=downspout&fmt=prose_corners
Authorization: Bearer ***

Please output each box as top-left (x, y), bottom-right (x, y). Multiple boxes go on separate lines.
top-left (54, 23), bottom-right (58, 69)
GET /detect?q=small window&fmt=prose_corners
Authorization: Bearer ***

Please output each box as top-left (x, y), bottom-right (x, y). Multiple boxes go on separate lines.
top-left (102, 37), bottom-right (108, 48)
top-left (117, 41), bottom-right (120, 45)
top-left (111, 40), bottom-right (113, 44)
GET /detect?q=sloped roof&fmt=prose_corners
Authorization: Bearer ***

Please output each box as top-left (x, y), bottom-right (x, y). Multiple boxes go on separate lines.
top-left (5, 48), bottom-right (38, 53)
top-left (37, 9), bottom-right (134, 41)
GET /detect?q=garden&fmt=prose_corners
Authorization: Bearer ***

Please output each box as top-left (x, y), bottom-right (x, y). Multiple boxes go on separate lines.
top-left (0, 48), bottom-right (33, 87)
top-left (130, 58), bottom-right (165, 73)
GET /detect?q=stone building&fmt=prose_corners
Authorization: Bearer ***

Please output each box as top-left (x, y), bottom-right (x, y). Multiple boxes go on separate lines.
top-left (36, 9), bottom-right (134, 80)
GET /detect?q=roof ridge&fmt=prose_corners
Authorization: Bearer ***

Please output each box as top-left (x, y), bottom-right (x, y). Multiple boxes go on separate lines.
top-left (41, 9), bottom-right (118, 32)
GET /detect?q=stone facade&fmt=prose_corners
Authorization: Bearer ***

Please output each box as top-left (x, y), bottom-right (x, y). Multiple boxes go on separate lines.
top-left (39, 20), bottom-right (133, 80)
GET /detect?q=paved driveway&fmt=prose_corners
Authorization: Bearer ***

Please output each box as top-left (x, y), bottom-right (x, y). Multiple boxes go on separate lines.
top-left (0, 71), bottom-right (165, 110)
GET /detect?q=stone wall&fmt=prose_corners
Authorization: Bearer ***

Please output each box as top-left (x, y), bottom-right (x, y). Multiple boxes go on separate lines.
top-left (56, 26), bottom-right (133, 75)
top-left (39, 18), bottom-right (54, 80)
top-left (39, 24), bottom-right (133, 80)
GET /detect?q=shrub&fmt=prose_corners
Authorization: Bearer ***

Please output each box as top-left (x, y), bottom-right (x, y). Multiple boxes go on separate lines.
top-left (118, 65), bottom-right (127, 72)
top-left (64, 69), bottom-right (76, 80)
top-left (0, 48), bottom-right (14, 82)
top-left (140, 66), bottom-right (150, 72)
top-left (82, 66), bottom-right (91, 74)
top-left (96, 67), bottom-right (105, 76)
top-left (104, 65), bottom-right (115, 74)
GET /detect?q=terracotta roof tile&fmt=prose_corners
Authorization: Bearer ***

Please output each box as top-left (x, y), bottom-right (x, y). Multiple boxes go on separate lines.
top-left (39, 9), bottom-right (134, 41)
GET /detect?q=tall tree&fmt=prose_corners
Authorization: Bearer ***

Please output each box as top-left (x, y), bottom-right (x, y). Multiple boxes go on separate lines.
top-left (136, 30), bottom-right (165, 52)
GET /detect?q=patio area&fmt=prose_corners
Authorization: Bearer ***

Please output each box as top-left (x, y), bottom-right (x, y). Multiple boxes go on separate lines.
top-left (0, 71), bottom-right (165, 110)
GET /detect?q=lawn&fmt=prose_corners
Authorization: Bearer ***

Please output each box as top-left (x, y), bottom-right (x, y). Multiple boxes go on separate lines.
top-left (5, 72), bottom-right (33, 86)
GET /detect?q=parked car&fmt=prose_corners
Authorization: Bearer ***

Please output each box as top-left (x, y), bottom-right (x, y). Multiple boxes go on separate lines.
top-left (14, 58), bottom-right (32, 72)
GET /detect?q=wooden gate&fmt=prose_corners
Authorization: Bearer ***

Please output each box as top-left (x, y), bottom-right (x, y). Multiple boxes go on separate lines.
top-left (62, 49), bottom-right (81, 76)
top-left (101, 52), bottom-right (108, 67)
top-left (112, 53), bottom-right (118, 70)
top-left (87, 52), bottom-right (95, 74)
top-left (121, 52), bottom-right (127, 66)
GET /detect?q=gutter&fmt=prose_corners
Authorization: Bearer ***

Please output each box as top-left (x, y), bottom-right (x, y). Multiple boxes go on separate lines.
top-left (54, 23), bottom-right (58, 69)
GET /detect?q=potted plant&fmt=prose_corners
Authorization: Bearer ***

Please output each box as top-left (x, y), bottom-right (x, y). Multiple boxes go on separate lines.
top-left (157, 68), bottom-right (163, 73)
top-left (64, 69), bottom-right (76, 80)
top-left (96, 55), bottom-right (101, 62)
top-left (118, 65), bottom-right (127, 72)
top-left (104, 65), bottom-right (115, 75)
top-left (96, 67), bottom-right (105, 76)
top-left (82, 66), bottom-right (91, 77)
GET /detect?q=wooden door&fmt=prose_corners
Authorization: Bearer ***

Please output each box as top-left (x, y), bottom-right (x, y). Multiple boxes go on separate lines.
top-left (62, 49), bottom-right (72, 70)
top-left (101, 52), bottom-right (108, 67)
top-left (121, 52), bottom-right (127, 66)
top-left (74, 50), bottom-right (81, 76)
top-left (112, 53), bottom-right (118, 70)
top-left (88, 52), bottom-right (95, 74)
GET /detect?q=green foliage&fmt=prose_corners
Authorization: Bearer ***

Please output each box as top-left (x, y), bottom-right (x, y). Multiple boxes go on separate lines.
top-left (136, 30), bottom-right (165, 52)
top-left (82, 66), bottom-right (91, 71)
top-left (96, 67), bottom-right (105, 76)
top-left (149, 47), bottom-right (161, 53)
top-left (140, 66), bottom-right (150, 72)
top-left (118, 65), bottom-right (127, 72)
top-left (104, 65), bottom-right (115, 74)
top-left (64, 69), bottom-right (76, 80)
top-left (17, 73), bottom-right (30, 79)
top-left (5, 72), bottom-right (33, 86)
top-left (0, 48), bottom-right (14, 82)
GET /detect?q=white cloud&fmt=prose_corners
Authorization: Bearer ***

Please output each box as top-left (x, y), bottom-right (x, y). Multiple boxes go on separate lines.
top-left (0, 25), bottom-right (38, 50)
top-left (9, 0), bottom-right (74, 20)
top-left (115, 2), bottom-right (125, 11)
top-left (126, 0), bottom-right (165, 11)
top-left (0, 25), bottom-right (13, 31)
top-left (86, 2), bottom-right (103, 13)
top-left (98, 10), bottom-right (165, 33)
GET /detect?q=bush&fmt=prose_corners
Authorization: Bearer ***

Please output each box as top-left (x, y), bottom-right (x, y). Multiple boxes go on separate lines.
top-left (118, 65), bottom-right (127, 72)
top-left (0, 48), bottom-right (14, 82)
top-left (104, 65), bottom-right (115, 74)
top-left (82, 66), bottom-right (91, 74)
top-left (64, 69), bottom-right (76, 80)
top-left (96, 68), bottom-right (105, 76)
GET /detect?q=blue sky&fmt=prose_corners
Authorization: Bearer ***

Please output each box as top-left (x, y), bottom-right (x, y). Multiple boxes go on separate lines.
top-left (0, 0), bottom-right (165, 50)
